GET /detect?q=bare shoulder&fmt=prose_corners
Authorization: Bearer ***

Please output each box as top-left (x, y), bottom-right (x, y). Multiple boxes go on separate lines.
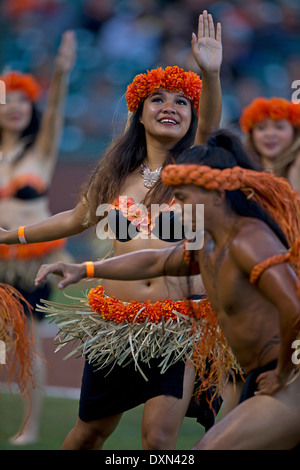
top-left (229, 217), bottom-right (287, 274)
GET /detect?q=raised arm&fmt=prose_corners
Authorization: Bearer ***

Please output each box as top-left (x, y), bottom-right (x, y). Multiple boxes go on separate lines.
top-left (35, 243), bottom-right (200, 289)
top-left (34, 30), bottom-right (77, 162)
top-left (0, 201), bottom-right (87, 245)
top-left (192, 10), bottom-right (222, 145)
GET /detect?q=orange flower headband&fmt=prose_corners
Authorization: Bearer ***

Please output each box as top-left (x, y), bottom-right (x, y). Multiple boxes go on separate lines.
top-left (0, 71), bottom-right (42, 102)
top-left (162, 163), bottom-right (300, 291)
top-left (240, 97), bottom-right (300, 133)
top-left (125, 66), bottom-right (202, 113)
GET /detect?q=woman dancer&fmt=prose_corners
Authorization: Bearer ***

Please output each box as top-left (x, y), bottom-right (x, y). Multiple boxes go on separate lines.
top-left (0, 31), bottom-right (76, 444)
top-left (240, 97), bottom-right (300, 190)
top-left (0, 11), bottom-right (225, 450)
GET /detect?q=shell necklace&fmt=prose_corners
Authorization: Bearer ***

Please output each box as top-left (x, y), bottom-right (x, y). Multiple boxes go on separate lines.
top-left (140, 163), bottom-right (162, 189)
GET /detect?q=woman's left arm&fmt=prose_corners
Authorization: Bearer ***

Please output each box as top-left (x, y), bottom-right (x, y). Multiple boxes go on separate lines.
top-left (192, 11), bottom-right (222, 145)
top-left (34, 30), bottom-right (77, 160)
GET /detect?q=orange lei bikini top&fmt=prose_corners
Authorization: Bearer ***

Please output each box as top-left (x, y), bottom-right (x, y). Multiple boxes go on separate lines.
top-left (108, 196), bottom-right (185, 242)
top-left (0, 174), bottom-right (47, 200)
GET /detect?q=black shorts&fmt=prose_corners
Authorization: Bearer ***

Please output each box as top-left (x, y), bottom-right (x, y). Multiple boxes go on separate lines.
top-left (79, 357), bottom-right (222, 431)
top-left (238, 360), bottom-right (277, 403)
top-left (79, 358), bottom-right (185, 422)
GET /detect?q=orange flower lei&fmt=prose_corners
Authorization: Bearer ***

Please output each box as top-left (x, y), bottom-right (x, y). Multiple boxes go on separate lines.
top-left (0, 71), bottom-right (42, 102)
top-left (111, 196), bottom-right (176, 235)
top-left (240, 97), bottom-right (300, 133)
top-left (88, 285), bottom-right (214, 324)
top-left (125, 66), bottom-right (202, 113)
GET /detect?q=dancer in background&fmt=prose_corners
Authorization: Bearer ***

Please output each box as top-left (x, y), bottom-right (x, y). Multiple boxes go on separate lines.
top-left (0, 11), bottom-right (226, 450)
top-left (0, 30), bottom-right (76, 444)
top-left (240, 97), bottom-right (300, 191)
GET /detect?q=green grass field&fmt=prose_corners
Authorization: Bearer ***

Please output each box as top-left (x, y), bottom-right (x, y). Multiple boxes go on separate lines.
top-left (0, 393), bottom-right (205, 450)
top-left (0, 283), bottom-right (207, 450)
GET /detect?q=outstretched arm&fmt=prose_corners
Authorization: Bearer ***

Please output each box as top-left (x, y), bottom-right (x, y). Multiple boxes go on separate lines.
top-left (35, 243), bottom-right (200, 289)
top-left (192, 10), bottom-right (222, 145)
top-left (0, 201), bottom-right (87, 245)
top-left (34, 31), bottom-right (77, 163)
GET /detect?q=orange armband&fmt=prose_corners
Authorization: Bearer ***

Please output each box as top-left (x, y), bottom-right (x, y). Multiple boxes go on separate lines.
top-left (18, 226), bottom-right (27, 244)
top-left (85, 261), bottom-right (95, 278)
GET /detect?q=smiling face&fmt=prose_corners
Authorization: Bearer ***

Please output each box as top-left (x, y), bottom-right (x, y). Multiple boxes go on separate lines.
top-left (252, 118), bottom-right (295, 164)
top-left (139, 89), bottom-right (193, 145)
top-left (0, 90), bottom-right (33, 135)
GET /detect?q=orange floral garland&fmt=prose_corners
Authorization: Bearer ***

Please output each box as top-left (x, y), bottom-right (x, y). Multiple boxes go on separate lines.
top-left (88, 285), bottom-right (215, 325)
top-left (0, 71), bottom-right (42, 102)
top-left (0, 238), bottom-right (66, 260)
top-left (125, 66), bottom-right (202, 113)
top-left (111, 196), bottom-right (176, 235)
top-left (240, 97), bottom-right (300, 133)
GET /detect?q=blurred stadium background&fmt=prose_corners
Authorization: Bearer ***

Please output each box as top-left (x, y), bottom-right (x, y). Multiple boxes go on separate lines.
top-left (1, 0), bottom-right (299, 261)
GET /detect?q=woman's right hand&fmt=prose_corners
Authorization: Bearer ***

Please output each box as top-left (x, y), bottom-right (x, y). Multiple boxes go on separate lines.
top-left (191, 10), bottom-right (222, 74)
top-left (54, 30), bottom-right (77, 75)
top-left (35, 261), bottom-right (86, 289)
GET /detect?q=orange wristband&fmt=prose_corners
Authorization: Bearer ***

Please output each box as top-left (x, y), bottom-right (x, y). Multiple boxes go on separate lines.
top-left (18, 226), bottom-right (27, 244)
top-left (85, 261), bottom-right (95, 278)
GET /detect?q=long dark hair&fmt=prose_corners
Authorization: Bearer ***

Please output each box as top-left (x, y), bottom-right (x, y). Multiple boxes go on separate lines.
top-left (80, 101), bottom-right (198, 226)
top-left (176, 129), bottom-right (289, 248)
top-left (20, 104), bottom-right (41, 144)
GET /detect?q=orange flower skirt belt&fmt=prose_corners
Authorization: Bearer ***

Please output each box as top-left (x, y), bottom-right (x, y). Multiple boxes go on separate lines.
top-left (36, 285), bottom-right (239, 398)
top-left (0, 238), bottom-right (66, 260)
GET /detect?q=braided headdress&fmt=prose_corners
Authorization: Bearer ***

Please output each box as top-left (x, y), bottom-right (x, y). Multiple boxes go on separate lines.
top-left (125, 66), bottom-right (202, 113)
top-left (240, 97), bottom-right (300, 133)
top-left (161, 163), bottom-right (300, 288)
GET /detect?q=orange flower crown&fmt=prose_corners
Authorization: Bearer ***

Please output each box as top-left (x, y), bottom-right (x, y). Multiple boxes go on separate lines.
top-left (240, 97), bottom-right (300, 133)
top-left (0, 71), bottom-right (42, 102)
top-left (125, 66), bottom-right (202, 113)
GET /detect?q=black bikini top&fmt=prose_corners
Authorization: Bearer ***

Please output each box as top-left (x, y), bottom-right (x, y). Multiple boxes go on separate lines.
top-left (0, 174), bottom-right (47, 200)
top-left (108, 196), bottom-right (185, 243)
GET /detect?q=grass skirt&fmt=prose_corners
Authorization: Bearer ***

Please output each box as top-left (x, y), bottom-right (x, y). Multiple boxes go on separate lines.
top-left (37, 285), bottom-right (239, 397)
